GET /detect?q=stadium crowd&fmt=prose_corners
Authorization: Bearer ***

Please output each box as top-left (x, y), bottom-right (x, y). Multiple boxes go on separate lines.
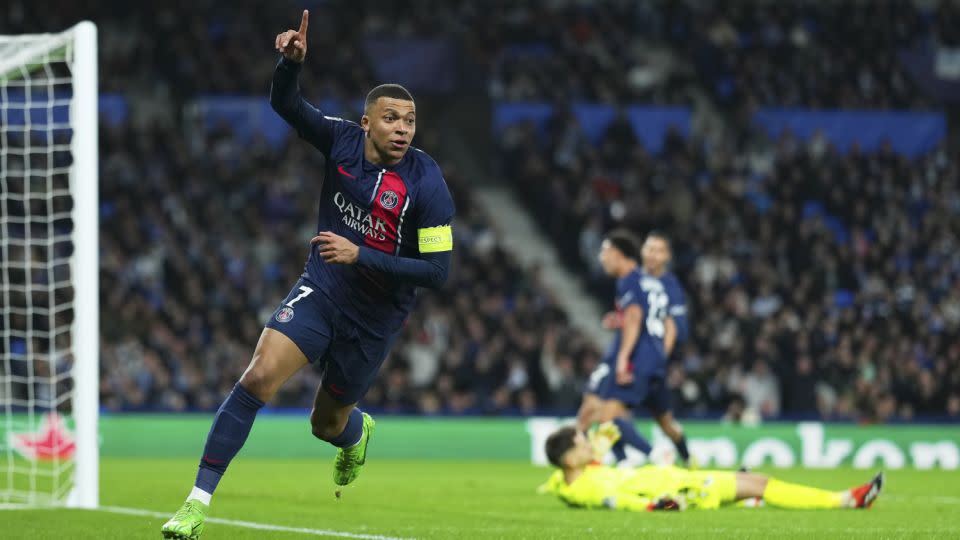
top-left (684, 0), bottom-right (936, 110)
top-left (6, 0), bottom-right (948, 109)
top-left (4, 0), bottom-right (958, 421)
top-left (483, 0), bottom-right (942, 109)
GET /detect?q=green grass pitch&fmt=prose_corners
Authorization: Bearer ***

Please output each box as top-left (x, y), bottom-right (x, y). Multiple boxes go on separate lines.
top-left (2, 458), bottom-right (959, 539)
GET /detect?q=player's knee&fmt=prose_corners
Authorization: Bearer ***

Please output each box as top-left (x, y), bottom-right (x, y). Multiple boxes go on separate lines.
top-left (310, 422), bottom-right (339, 441)
top-left (309, 410), bottom-right (347, 441)
top-left (238, 364), bottom-right (276, 402)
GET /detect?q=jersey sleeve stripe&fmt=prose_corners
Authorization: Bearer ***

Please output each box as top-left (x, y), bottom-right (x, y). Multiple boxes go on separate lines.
top-left (394, 196), bottom-right (412, 256)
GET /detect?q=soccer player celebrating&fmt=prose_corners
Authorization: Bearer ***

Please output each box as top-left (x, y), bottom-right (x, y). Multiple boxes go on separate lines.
top-left (576, 229), bottom-right (692, 467)
top-left (541, 425), bottom-right (884, 512)
top-left (162, 10), bottom-right (454, 539)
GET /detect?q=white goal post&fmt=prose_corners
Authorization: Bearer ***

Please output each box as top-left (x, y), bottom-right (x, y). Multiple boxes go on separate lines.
top-left (0, 21), bottom-right (98, 508)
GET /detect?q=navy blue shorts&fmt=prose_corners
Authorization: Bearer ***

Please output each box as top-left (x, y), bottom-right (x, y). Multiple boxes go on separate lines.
top-left (588, 362), bottom-right (672, 415)
top-left (265, 277), bottom-right (397, 404)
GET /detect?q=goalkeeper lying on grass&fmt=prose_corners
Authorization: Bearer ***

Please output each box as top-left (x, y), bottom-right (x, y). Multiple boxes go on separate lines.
top-left (540, 424), bottom-right (883, 511)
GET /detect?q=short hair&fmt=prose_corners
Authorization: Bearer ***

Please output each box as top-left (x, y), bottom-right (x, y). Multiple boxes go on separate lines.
top-left (545, 426), bottom-right (578, 467)
top-left (645, 229), bottom-right (672, 248)
top-left (605, 228), bottom-right (641, 261)
top-left (364, 84), bottom-right (414, 111)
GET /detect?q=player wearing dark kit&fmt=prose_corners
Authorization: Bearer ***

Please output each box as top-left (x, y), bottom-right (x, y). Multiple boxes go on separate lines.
top-left (163, 10), bottom-right (454, 540)
top-left (576, 230), bottom-right (692, 468)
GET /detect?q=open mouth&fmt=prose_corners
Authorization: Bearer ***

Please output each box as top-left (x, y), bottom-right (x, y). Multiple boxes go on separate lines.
top-left (390, 140), bottom-right (407, 150)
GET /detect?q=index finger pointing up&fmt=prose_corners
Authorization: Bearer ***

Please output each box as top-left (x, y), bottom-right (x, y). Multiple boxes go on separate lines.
top-left (298, 9), bottom-right (309, 36)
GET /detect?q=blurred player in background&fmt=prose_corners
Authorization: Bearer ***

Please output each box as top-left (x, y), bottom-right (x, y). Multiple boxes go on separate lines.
top-left (542, 425), bottom-right (884, 512)
top-left (576, 230), bottom-right (692, 467)
top-left (635, 231), bottom-right (692, 464)
top-left (641, 231), bottom-right (689, 352)
top-left (163, 9), bottom-right (455, 539)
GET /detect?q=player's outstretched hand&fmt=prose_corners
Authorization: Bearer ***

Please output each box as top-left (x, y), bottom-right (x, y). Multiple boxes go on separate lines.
top-left (589, 421), bottom-right (622, 459)
top-left (312, 231), bottom-right (359, 265)
top-left (275, 10), bottom-right (309, 63)
top-left (594, 421), bottom-right (621, 444)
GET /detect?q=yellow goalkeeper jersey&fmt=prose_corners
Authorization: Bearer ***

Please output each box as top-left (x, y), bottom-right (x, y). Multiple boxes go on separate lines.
top-left (543, 464), bottom-right (736, 511)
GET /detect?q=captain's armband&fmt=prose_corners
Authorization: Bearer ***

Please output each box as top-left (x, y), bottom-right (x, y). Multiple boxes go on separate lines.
top-left (418, 225), bottom-right (453, 253)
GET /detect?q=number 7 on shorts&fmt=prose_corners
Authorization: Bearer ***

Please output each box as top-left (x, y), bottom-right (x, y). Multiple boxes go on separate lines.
top-left (285, 285), bottom-right (314, 308)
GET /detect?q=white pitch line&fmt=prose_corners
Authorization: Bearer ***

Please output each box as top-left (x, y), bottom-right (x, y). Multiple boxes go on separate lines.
top-left (102, 506), bottom-right (417, 540)
top-left (0, 504), bottom-right (416, 540)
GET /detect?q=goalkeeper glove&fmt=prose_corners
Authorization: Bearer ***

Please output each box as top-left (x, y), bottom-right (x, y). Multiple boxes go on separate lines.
top-left (588, 421), bottom-right (622, 460)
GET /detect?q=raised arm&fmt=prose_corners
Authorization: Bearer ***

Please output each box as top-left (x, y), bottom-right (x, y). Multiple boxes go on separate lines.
top-left (269, 10), bottom-right (337, 154)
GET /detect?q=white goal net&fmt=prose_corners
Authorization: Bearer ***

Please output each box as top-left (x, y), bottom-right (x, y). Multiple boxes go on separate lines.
top-left (0, 22), bottom-right (98, 508)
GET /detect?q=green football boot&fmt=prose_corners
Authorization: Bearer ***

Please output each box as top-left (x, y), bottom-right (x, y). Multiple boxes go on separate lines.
top-left (161, 499), bottom-right (208, 539)
top-left (333, 412), bottom-right (375, 486)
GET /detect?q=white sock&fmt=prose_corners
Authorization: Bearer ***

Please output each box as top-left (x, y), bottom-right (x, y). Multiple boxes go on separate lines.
top-left (188, 486), bottom-right (212, 506)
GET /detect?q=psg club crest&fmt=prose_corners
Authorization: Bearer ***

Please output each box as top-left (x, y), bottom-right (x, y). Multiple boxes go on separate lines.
top-left (379, 190), bottom-right (399, 210)
top-left (8, 412), bottom-right (76, 462)
top-left (275, 307), bottom-right (295, 323)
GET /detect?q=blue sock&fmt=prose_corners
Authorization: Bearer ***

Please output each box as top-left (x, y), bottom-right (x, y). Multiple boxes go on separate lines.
top-left (675, 435), bottom-right (690, 462)
top-left (612, 440), bottom-right (627, 463)
top-left (195, 383), bottom-right (264, 494)
top-left (613, 417), bottom-right (652, 456)
top-left (327, 407), bottom-right (363, 448)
